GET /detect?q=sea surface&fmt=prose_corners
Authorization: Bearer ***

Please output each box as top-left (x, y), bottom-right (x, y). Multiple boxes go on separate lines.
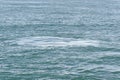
top-left (0, 0), bottom-right (120, 80)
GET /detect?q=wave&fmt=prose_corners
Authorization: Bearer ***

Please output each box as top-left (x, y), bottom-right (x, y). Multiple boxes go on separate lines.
top-left (15, 36), bottom-right (99, 48)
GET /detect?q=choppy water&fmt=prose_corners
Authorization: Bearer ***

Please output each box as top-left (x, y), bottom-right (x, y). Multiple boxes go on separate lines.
top-left (0, 0), bottom-right (120, 80)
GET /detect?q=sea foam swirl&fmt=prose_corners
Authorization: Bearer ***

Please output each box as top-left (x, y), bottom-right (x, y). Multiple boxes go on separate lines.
top-left (15, 36), bottom-right (99, 48)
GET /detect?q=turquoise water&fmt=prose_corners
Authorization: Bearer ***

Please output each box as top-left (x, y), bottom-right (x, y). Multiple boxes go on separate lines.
top-left (0, 0), bottom-right (120, 80)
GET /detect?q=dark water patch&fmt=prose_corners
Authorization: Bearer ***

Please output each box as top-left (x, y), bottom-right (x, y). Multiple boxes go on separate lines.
top-left (72, 76), bottom-right (101, 80)
top-left (112, 71), bottom-right (120, 74)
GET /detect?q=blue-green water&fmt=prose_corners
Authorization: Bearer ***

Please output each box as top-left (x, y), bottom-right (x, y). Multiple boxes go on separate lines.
top-left (0, 0), bottom-right (120, 80)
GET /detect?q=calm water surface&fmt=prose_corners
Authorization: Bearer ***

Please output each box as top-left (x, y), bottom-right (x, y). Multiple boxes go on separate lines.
top-left (0, 0), bottom-right (120, 80)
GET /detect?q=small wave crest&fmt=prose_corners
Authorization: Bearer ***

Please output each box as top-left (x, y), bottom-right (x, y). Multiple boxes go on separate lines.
top-left (15, 36), bottom-right (99, 48)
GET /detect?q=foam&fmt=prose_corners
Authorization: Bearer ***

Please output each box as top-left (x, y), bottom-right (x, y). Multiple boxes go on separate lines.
top-left (16, 36), bottom-right (99, 48)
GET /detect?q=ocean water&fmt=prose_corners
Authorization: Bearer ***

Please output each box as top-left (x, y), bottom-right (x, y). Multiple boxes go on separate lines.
top-left (0, 0), bottom-right (120, 80)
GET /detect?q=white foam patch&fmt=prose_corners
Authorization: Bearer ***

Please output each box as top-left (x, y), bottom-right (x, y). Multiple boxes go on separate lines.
top-left (16, 36), bottom-right (99, 48)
